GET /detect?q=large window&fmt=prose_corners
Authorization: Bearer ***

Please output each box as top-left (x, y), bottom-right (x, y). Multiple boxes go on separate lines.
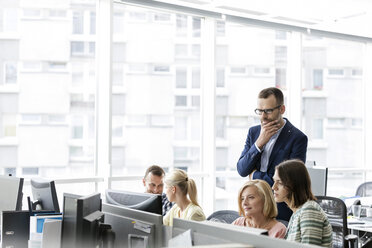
top-left (0, 1), bottom-right (97, 198)
top-left (214, 22), bottom-right (290, 210)
top-left (302, 37), bottom-right (365, 196)
top-left (110, 5), bottom-right (202, 192)
top-left (1, 0), bottom-right (372, 214)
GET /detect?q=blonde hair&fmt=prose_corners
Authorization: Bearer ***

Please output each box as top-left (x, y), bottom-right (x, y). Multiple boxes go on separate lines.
top-left (165, 169), bottom-right (200, 207)
top-left (237, 180), bottom-right (278, 219)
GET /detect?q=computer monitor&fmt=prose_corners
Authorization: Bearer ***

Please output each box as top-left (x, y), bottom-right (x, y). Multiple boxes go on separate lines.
top-left (102, 202), bottom-right (163, 248)
top-left (307, 166), bottom-right (328, 196)
top-left (61, 193), bottom-right (106, 248)
top-left (29, 178), bottom-right (60, 212)
top-left (105, 189), bottom-right (162, 215)
top-left (0, 175), bottom-right (23, 213)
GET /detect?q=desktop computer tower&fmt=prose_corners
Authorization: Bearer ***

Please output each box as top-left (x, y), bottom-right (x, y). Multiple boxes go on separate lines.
top-left (1, 211), bottom-right (30, 248)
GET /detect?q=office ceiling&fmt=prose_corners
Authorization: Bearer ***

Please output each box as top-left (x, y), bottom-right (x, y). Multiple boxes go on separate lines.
top-left (173, 0), bottom-right (372, 38)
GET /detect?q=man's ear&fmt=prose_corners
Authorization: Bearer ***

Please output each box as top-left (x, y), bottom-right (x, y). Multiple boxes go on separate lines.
top-left (280, 105), bottom-right (285, 115)
top-left (142, 178), bottom-right (146, 187)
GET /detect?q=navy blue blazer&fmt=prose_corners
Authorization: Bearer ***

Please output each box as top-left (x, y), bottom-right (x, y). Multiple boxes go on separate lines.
top-left (237, 118), bottom-right (308, 221)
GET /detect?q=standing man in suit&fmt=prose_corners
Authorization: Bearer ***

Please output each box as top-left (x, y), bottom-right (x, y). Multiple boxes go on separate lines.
top-left (237, 87), bottom-right (308, 221)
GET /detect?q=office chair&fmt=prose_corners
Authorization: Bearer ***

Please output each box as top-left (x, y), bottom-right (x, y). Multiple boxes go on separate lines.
top-left (316, 196), bottom-right (358, 248)
top-left (206, 210), bottom-right (240, 224)
top-left (356, 182), bottom-right (372, 197)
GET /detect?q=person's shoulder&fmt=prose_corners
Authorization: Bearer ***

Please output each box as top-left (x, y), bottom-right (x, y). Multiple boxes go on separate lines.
top-left (285, 119), bottom-right (307, 137)
top-left (232, 217), bottom-right (245, 225)
top-left (299, 201), bottom-right (324, 216)
top-left (248, 124), bottom-right (261, 133)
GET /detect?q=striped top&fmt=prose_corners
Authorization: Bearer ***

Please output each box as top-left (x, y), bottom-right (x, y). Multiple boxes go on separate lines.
top-left (285, 200), bottom-right (332, 247)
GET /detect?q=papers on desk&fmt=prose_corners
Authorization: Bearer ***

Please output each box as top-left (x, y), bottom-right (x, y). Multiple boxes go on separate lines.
top-left (28, 214), bottom-right (62, 248)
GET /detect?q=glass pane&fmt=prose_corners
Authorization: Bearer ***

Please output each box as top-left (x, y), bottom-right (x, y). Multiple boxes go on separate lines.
top-left (302, 36), bottom-right (364, 197)
top-left (111, 5), bottom-right (201, 179)
top-left (214, 20), bottom-right (289, 209)
top-left (0, 1), bottom-right (97, 184)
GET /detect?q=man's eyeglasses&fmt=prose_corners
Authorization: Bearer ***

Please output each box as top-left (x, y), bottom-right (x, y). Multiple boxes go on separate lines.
top-left (254, 105), bottom-right (281, 115)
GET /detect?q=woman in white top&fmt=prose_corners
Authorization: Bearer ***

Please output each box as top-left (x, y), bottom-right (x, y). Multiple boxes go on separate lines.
top-left (163, 169), bottom-right (205, 226)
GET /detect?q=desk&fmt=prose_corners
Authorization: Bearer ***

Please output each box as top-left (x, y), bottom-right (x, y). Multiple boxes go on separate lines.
top-left (348, 217), bottom-right (372, 233)
top-left (348, 217), bottom-right (372, 247)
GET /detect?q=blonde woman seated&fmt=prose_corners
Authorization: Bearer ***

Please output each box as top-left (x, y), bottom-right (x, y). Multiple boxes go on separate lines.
top-left (163, 169), bottom-right (206, 226)
top-left (232, 180), bottom-right (286, 238)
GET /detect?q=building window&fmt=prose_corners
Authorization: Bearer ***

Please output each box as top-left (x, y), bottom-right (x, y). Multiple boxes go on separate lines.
top-left (3, 8), bottom-right (18, 32)
top-left (191, 44), bottom-right (200, 58)
top-left (352, 68), bottom-right (363, 77)
top-left (275, 46), bottom-right (287, 64)
top-left (1, 114), bottom-right (17, 137)
top-left (71, 116), bottom-right (84, 139)
top-left (48, 62), bottom-right (67, 72)
top-left (72, 11), bottom-right (84, 34)
top-left (192, 17), bottom-right (201, 37)
top-left (175, 44), bottom-right (188, 58)
top-left (230, 67), bottom-right (246, 75)
top-left (312, 119), bottom-right (324, 139)
top-left (113, 12), bottom-right (125, 34)
top-left (4, 62), bottom-right (17, 84)
top-left (176, 68), bottom-right (187, 88)
top-left (175, 96), bottom-right (187, 107)
top-left (275, 68), bottom-right (286, 89)
top-left (216, 21), bottom-right (225, 37)
top-left (192, 68), bottom-right (200, 89)
top-left (216, 68), bottom-right (225, 88)
top-left (22, 167), bottom-right (39, 176)
top-left (152, 65), bottom-right (170, 74)
top-left (216, 117), bottom-right (226, 139)
top-left (176, 14), bottom-right (187, 37)
top-left (71, 41), bottom-right (84, 55)
top-left (174, 117), bottom-right (187, 140)
top-left (191, 96), bottom-right (200, 107)
top-left (328, 68), bottom-right (344, 77)
top-left (129, 11), bottom-right (147, 22)
top-left (313, 69), bottom-right (323, 90)
top-left (153, 13), bottom-right (170, 22)
top-left (90, 11), bottom-right (96, 35)
top-left (48, 9), bottom-right (67, 18)
top-left (23, 9), bottom-right (41, 19)
top-left (253, 67), bottom-right (271, 75)
top-left (22, 61), bottom-right (42, 72)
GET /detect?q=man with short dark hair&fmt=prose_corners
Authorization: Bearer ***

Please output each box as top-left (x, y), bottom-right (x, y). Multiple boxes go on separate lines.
top-left (237, 87), bottom-right (308, 221)
top-left (143, 165), bottom-right (173, 216)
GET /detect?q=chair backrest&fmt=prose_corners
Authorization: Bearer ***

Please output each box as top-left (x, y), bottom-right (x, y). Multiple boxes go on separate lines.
top-left (356, 182), bottom-right (372, 197)
top-left (207, 210), bottom-right (240, 224)
top-left (316, 196), bottom-right (348, 248)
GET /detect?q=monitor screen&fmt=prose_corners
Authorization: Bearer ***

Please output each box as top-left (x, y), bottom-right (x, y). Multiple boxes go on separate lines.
top-left (105, 189), bottom-right (162, 215)
top-left (0, 175), bottom-right (23, 213)
top-left (30, 178), bottom-right (60, 212)
top-left (307, 166), bottom-right (328, 196)
top-left (60, 192), bottom-right (103, 248)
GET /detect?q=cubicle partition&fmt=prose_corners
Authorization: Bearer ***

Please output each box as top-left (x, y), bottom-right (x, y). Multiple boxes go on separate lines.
top-left (102, 203), bottom-right (163, 248)
top-left (172, 218), bottom-right (320, 248)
